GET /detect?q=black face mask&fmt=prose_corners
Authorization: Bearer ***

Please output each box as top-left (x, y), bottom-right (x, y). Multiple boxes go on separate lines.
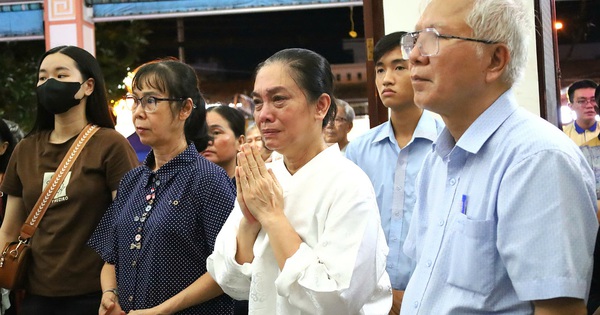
top-left (36, 78), bottom-right (84, 114)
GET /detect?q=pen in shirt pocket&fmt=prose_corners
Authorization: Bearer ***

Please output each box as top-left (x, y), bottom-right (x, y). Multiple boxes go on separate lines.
top-left (461, 194), bottom-right (468, 215)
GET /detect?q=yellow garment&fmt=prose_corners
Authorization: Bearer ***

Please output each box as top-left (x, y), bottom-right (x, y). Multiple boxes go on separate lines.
top-left (563, 122), bottom-right (600, 146)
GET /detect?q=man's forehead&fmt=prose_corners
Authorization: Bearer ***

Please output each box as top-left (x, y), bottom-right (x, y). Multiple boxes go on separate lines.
top-left (574, 88), bottom-right (596, 97)
top-left (416, 0), bottom-right (473, 31)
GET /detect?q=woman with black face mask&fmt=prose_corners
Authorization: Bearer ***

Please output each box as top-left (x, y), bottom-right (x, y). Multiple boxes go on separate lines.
top-left (0, 46), bottom-right (139, 315)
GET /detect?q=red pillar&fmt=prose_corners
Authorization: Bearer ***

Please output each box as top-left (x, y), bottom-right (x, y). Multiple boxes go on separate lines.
top-left (44, 0), bottom-right (96, 55)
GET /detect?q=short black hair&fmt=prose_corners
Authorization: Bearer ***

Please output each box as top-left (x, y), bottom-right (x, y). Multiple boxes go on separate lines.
top-left (373, 31), bottom-right (407, 64)
top-left (567, 79), bottom-right (598, 103)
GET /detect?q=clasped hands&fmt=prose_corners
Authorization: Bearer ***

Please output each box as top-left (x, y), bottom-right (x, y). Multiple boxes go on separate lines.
top-left (235, 144), bottom-right (284, 226)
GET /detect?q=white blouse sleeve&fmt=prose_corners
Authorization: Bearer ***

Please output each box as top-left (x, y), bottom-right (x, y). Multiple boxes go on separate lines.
top-left (206, 202), bottom-right (253, 300)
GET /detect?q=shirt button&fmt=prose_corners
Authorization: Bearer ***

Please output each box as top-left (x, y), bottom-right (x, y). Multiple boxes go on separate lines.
top-left (128, 296), bottom-right (133, 302)
top-left (426, 260), bottom-right (432, 267)
top-left (395, 185), bottom-right (402, 191)
top-left (449, 178), bottom-right (456, 186)
top-left (132, 260), bottom-right (136, 267)
top-left (438, 219), bottom-right (445, 226)
top-left (394, 211), bottom-right (400, 216)
top-left (413, 301), bottom-right (419, 308)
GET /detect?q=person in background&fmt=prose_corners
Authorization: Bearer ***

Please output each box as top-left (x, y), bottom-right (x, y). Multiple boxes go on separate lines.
top-left (207, 48), bottom-right (392, 314)
top-left (580, 85), bottom-right (600, 315)
top-left (245, 123), bottom-right (272, 162)
top-left (0, 45), bottom-right (138, 315)
top-left (581, 85), bottom-right (600, 213)
top-left (345, 31), bottom-right (444, 315)
top-left (2, 120), bottom-right (24, 143)
top-left (201, 106), bottom-right (246, 180)
top-left (89, 59), bottom-right (236, 315)
top-left (563, 79), bottom-right (599, 145)
top-left (323, 98), bottom-right (355, 154)
top-left (0, 119), bottom-right (17, 315)
top-left (400, 0), bottom-right (597, 314)
top-left (0, 119), bottom-right (16, 219)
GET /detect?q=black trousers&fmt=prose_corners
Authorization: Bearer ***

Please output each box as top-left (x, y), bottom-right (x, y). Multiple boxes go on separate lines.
top-left (20, 291), bottom-right (101, 315)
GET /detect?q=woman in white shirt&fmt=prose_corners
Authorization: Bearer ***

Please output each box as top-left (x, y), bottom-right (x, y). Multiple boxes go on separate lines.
top-left (207, 48), bottom-right (392, 315)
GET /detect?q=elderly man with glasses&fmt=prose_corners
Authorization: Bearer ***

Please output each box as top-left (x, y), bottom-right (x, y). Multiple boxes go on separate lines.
top-left (563, 79), bottom-right (599, 145)
top-left (323, 98), bottom-right (355, 154)
top-left (400, 0), bottom-right (597, 314)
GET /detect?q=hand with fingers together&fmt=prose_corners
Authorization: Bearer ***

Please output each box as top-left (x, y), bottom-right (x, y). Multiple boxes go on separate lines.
top-left (235, 144), bottom-right (284, 225)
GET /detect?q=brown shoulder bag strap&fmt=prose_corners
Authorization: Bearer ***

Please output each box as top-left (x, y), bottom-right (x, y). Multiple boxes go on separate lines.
top-left (19, 124), bottom-right (99, 240)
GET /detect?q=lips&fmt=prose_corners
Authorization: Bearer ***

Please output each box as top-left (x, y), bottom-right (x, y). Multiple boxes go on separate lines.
top-left (380, 88), bottom-right (396, 97)
top-left (261, 128), bottom-right (279, 138)
top-left (411, 74), bottom-right (428, 82)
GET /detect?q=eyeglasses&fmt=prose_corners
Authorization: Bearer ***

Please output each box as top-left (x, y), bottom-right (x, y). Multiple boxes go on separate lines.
top-left (400, 28), bottom-right (499, 59)
top-left (328, 117), bottom-right (347, 125)
top-left (575, 98), bottom-right (598, 107)
top-left (124, 94), bottom-right (186, 113)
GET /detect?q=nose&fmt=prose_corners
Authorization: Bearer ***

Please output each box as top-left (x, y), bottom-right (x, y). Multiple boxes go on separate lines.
top-left (382, 69), bottom-right (394, 85)
top-left (131, 101), bottom-right (146, 119)
top-left (409, 43), bottom-right (428, 65)
top-left (254, 103), bottom-right (274, 125)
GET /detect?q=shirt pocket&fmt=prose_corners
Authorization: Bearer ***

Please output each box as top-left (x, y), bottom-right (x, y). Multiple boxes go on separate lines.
top-left (446, 215), bottom-right (497, 295)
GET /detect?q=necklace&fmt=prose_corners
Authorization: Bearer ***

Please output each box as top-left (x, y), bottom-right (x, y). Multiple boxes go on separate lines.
top-left (130, 174), bottom-right (161, 250)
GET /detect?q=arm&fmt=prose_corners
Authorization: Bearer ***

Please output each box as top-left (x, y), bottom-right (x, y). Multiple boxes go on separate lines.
top-left (99, 263), bottom-right (125, 315)
top-left (533, 298), bottom-right (587, 315)
top-left (0, 195), bottom-right (26, 247)
top-left (128, 272), bottom-right (224, 315)
top-left (235, 217), bottom-right (261, 265)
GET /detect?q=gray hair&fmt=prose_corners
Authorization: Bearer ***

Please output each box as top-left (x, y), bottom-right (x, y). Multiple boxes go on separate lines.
top-left (335, 99), bottom-right (355, 123)
top-left (466, 0), bottom-right (531, 85)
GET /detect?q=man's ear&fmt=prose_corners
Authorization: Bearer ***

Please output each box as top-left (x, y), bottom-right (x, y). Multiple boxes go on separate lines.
top-left (485, 44), bottom-right (510, 83)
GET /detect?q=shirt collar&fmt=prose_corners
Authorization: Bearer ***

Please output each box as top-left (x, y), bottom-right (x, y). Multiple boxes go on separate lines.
top-left (371, 110), bottom-right (441, 145)
top-left (574, 121), bottom-right (597, 133)
top-left (433, 89), bottom-right (518, 157)
top-left (141, 143), bottom-right (198, 187)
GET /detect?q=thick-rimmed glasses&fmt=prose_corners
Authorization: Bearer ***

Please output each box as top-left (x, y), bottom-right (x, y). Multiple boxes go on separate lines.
top-left (124, 94), bottom-right (186, 113)
top-left (400, 28), bottom-right (499, 59)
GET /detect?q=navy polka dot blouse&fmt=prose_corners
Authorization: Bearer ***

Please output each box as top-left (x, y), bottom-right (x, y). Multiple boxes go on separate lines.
top-left (89, 144), bottom-right (236, 314)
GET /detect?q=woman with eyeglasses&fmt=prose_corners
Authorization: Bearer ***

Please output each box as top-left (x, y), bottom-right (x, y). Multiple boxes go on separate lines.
top-left (0, 46), bottom-right (139, 315)
top-left (89, 59), bottom-right (236, 315)
top-left (207, 48), bottom-right (392, 314)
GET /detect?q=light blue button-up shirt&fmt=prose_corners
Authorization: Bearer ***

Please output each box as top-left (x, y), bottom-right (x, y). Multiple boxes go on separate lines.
top-left (345, 110), bottom-right (443, 290)
top-left (401, 89), bottom-right (598, 314)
